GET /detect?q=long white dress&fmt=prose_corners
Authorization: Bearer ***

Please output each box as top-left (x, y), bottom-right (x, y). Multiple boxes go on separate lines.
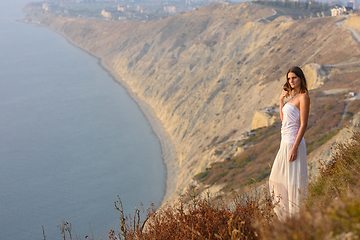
top-left (269, 102), bottom-right (308, 221)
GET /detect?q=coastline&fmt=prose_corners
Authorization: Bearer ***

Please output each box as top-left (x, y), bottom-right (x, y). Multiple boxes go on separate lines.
top-left (98, 59), bottom-right (178, 205)
top-left (26, 17), bottom-right (178, 206)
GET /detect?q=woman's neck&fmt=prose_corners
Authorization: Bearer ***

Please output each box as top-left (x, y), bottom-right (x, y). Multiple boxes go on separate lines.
top-left (292, 87), bottom-right (301, 97)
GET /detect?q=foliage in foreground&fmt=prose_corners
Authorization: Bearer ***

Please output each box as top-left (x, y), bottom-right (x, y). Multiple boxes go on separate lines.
top-left (107, 187), bottom-right (273, 240)
top-left (259, 130), bottom-right (360, 239)
top-left (58, 130), bottom-right (360, 240)
top-left (114, 130), bottom-right (360, 240)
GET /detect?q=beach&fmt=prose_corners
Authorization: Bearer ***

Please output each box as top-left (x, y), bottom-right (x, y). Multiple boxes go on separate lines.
top-left (98, 59), bottom-right (178, 204)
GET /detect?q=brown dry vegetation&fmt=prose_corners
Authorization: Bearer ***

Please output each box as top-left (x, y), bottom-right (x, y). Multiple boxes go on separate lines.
top-left (57, 129), bottom-right (360, 239)
top-left (105, 130), bottom-right (360, 240)
top-left (305, 92), bottom-right (346, 153)
top-left (347, 100), bottom-right (360, 115)
top-left (105, 186), bottom-right (274, 240)
top-left (258, 130), bottom-right (360, 239)
top-left (194, 122), bottom-right (281, 191)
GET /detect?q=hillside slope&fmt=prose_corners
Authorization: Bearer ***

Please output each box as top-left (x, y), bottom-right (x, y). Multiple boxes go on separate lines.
top-left (30, 3), bottom-right (360, 203)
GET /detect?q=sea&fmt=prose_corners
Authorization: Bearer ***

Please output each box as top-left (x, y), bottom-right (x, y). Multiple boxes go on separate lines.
top-left (0, 1), bottom-right (166, 239)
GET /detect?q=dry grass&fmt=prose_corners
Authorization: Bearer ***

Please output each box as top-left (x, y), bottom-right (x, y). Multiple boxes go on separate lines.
top-left (109, 186), bottom-right (274, 240)
top-left (120, 130), bottom-right (360, 240)
top-left (57, 131), bottom-right (360, 239)
top-left (258, 130), bottom-right (360, 239)
top-left (194, 122), bottom-right (281, 191)
top-left (165, 130), bottom-right (360, 240)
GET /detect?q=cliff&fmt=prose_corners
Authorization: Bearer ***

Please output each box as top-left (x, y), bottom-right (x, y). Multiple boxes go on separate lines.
top-left (251, 110), bottom-right (277, 130)
top-left (29, 3), bottom-right (360, 203)
top-left (344, 11), bottom-right (360, 36)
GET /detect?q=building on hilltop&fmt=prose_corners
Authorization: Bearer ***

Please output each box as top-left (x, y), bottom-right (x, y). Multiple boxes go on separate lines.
top-left (101, 9), bottom-right (112, 19)
top-left (102, 9), bottom-right (128, 20)
top-left (42, 3), bottom-right (51, 11)
top-left (164, 5), bottom-right (192, 15)
top-left (117, 5), bottom-right (126, 12)
top-left (331, 6), bottom-right (353, 16)
top-left (164, 6), bottom-right (177, 15)
top-left (331, 6), bottom-right (344, 16)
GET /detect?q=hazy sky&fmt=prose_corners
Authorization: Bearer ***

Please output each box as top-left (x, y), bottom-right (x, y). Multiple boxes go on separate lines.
top-left (4, 0), bottom-right (32, 9)
top-left (1, 0), bottom-right (33, 20)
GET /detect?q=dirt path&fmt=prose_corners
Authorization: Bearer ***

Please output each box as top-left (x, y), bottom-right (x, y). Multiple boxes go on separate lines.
top-left (255, 8), bottom-right (277, 23)
top-left (342, 93), bottom-right (360, 119)
top-left (324, 61), bottom-right (360, 67)
top-left (336, 17), bottom-right (360, 45)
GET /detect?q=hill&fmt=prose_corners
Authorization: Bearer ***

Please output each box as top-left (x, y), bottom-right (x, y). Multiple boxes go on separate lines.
top-left (26, 2), bottom-right (360, 204)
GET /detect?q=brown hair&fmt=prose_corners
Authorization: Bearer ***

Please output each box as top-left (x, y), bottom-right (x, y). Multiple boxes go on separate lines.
top-left (286, 66), bottom-right (308, 93)
top-left (283, 82), bottom-right (291, 92)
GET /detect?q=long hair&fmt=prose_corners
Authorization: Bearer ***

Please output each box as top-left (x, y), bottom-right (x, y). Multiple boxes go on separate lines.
top-left (285, 66), bottom-right (308, 94)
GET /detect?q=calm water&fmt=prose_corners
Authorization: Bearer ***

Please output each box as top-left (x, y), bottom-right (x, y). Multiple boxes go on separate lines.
top-left (0, 1), bottom-right (165, 239)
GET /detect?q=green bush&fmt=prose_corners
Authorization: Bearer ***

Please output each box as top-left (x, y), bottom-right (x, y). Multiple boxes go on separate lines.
top-left (324, 104), bottom-right (333, 112)
top-left (194, 172), bottom-right (208, 180)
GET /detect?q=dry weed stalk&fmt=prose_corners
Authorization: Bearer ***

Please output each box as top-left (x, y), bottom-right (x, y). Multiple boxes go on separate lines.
top-left (115, 185), bottom-right (274, 240)
top-left (42, 225), bottom-right (46, 240)
top-left (58, 220), bottom-right (73, 240)
top-left (114, 195), bottom-right (127, 239)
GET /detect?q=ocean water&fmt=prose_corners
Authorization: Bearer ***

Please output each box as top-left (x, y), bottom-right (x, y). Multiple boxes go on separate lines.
top-left (0, 1), bottom-right (166, 239)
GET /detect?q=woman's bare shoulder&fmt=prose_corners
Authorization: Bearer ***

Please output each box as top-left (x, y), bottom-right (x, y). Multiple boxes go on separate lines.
top-left (300, 92), bottom-right (310, 101)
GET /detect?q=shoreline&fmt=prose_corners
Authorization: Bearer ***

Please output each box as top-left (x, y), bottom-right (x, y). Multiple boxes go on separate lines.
top-left (24, 17), bottom-right (178, 206)
top-left (98, 59), bottom-right (178, 205)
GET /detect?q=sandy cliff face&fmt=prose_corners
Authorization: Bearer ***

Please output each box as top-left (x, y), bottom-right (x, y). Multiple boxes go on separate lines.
top-left (307, 112), bottom-right (360, 181)
top-left (33, 3), bottom-right (360, 203)
top-left (251, 111), bottom-right (277, 130)
top-left (344, 12), bottom-right (360, 35)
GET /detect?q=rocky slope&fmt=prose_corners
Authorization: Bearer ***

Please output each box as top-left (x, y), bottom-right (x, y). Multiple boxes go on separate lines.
top-left (29, 3), bottom-right (360, 203)
top-left (307, 112), bottom-right (360, 181)
top-left (344, 11), bottom-right (360, 35)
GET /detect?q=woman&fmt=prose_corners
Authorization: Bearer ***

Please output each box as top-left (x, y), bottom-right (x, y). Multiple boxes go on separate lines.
top-left (269, 66), bottom-right (310, 221)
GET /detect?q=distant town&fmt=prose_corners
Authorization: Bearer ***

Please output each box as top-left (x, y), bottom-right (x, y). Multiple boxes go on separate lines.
top-left (26, 0), bottom-right (227, 22)
top-left (26, 0), bottom-right (358, 22)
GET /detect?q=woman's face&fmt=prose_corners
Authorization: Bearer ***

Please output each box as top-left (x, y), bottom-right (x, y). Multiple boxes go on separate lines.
top-left (287, 72), bottom-right (301, 90)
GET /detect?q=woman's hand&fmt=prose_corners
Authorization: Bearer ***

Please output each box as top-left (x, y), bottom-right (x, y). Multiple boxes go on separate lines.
top-left (279, 90), bottom-right (289, 122)
top-left (289, 147), bottom-right (298, 162)
top-left (280, 90), bottom-right (289, 101)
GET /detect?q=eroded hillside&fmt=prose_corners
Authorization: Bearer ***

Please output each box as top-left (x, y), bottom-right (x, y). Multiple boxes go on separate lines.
top-left (29, 3), bottom-right (360, 203)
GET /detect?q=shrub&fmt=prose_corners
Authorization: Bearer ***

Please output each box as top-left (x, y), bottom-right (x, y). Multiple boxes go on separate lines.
top-left (258, 130), bottom-right (360, 239)
top-left (111, 187), bottom-right (274, 240)
top-left (194, 172), bottom-right (208, 180)
top-left (55, 129), bottom-right (360, 240)
top-left (324, 104), bottom-right (333, 112)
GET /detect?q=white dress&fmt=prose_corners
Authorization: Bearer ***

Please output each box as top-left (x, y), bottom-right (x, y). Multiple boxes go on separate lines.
top-left (269, 102), bottom-right (308, 221)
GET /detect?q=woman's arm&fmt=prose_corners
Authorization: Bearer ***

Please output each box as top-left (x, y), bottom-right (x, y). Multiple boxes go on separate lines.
top-left (288, 93), bottom-right (310, 162)
top-left (279, 90), bottom-right (289, 121)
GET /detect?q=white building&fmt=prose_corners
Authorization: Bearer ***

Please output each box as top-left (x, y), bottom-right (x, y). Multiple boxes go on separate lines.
top-left (164, 6), bottom-right (176, 15)
top-left (42, 3), bottom-right (50, 11)
top-left (101, 10), bottom-right (112, 19)
top-left (331, 6), bottom-right (344, 16)
top-left (117, 5), bottom-right (126, 12)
